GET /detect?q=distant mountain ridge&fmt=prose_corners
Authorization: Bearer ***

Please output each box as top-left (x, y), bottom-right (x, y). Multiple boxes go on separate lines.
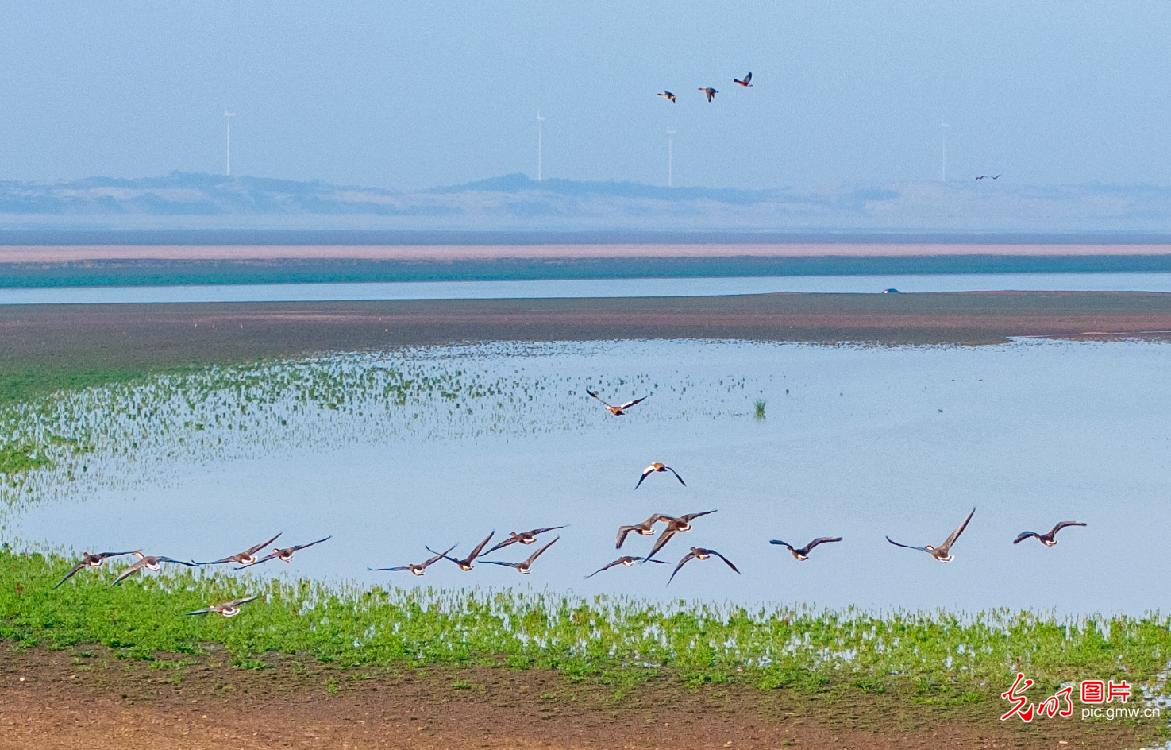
top-left (1, 171), bottom-right (1169, 233)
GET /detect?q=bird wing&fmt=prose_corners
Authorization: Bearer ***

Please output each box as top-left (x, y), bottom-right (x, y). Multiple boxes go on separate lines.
top-left (680, 509), bottom-right (717, 523)
top-left (618, 396), bottom-right (647, 410)
top-left (667, 551), bottom-right (697, 585)
top-left (185, 606), bottom-right (212, 616)
top-left (112, 558), bottom-right (148, 585)
top-left (529, 525), bottom-right (568, 536)
top-left (236, 552), bottom-right (278, 570)
top-left (1049, 520), bottom-right (1086, 537)
top-left (291, 535), bottom-right (333, 553)
top-left (643, 528), bottom-right (678, 562)
top-left (370, 565), bottom-right (411, 571)
top-left (585, 559), bottom-right (620, 578)
top-left (156, 556), bottom-right (199, 567)
top-left (53, 562), bottom-right (87, 589)
top-left (744, 72), bottom-right (752, 84)
top-left (708, 549), bottom-right (741, 574)
top-left (1012, 531), bottom-right (1039, 544)
top-left (484, 535), bottom-right (519, 555)
top-left (885, 536), bottom-right (927, 552)
top-left (467, 531), bottom-right (496, 561)
top-left (615, 525), bottom-right (637, 549)
top-left (634, 468), bottom-right (653, 490)
top-left (243, 531), bottom-right (283, 557)
top-left (768, 539), bottom-right (795, 552)
top-left (806, 537), bottom-right (843, 551)
top-left (585, 389), bottom-right (614, 408)
top-left (664, 466), bottom-right (686, 486)
top-left (525, 536), bottom-right (559, 566)
top-left (941, 507), bottom-right (976, 551)
top-left (228, 595), bottom-right (259, 608)
top-left (96, 550), bottom-right (137, 560)
top-left (425, 545), bottom-right (463, 566)
top-left (423, 544), bottom-right (458, 567)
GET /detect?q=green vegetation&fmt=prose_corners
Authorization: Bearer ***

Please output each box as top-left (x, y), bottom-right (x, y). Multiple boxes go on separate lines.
top-left (0, 442), bottom-right (51, 475)
top-left (2, 549), bottom-right (1169, 704)
top-left (0, 364), bottom-right (189, 408)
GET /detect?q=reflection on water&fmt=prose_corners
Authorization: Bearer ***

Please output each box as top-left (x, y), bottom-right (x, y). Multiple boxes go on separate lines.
top-left (7, 271), bottom-right (1171, 304)
top-left (6, 339), bottom-right (1170, 615)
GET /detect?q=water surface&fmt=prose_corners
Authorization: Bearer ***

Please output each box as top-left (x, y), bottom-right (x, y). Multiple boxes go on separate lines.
top-left (9, 339), bottom-right (1168, 615)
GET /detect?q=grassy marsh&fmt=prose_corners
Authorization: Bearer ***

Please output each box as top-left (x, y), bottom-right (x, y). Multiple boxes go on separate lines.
top-left (3, 547), bottom-right (1169, 708)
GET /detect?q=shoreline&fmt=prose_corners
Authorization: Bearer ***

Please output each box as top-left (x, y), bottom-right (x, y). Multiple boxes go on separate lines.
top-left (4, 290), bottom-right (1170, 403)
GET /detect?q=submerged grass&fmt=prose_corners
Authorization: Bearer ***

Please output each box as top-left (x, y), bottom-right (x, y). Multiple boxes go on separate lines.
top-left (2, 548), bottom-right (1169, 706)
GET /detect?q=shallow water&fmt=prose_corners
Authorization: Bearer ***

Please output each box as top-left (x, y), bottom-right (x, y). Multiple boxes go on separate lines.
top-left (9, 339), bottom-right (1170, 615)
top-left (6, 271), bottom-right (1171, 304)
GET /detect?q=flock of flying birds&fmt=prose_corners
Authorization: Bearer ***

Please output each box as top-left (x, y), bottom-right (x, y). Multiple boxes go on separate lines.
top-left (657, 70), bottom-right (754, 105)
top-left (51, 388), bottom-right (1083, 617)
top-left (656, 71), bottom-right (1004, 181)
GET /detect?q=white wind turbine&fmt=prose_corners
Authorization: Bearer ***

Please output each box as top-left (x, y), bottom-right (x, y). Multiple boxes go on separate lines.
top-left (666, 129), bottom-right (676, 188)
top-left (939, 120), bottom-right (949, 182)
top-left (224, 111), bottom-right (237, 177)
top-left (536, 111), bottom-right (545, 182)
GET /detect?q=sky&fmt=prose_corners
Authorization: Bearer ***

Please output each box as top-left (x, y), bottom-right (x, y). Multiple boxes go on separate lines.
top-left (1, 1), bottom-right (1169, 191)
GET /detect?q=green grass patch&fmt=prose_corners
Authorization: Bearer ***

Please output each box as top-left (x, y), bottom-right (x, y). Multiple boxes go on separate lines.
top-left (2, 548), bottom-right (1169, 708)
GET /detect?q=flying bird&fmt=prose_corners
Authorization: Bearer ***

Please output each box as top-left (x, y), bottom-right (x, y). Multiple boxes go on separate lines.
top-left (642, 510), bottom-right (718, 561)
top-left (975, 174), bottom-right (1001, 180)
top-left (185, 595), bottom-right (259, 618)
top-left (733, 72), bottom-right (753, 87)
top-left (667, 547), bottom-right (740, 585)
top-left (112, 551), bottom-right (199, 585)
top-left (586, 389), bottom-right (647, 416)
top-left (237, 536), bottom-right (332, 569)
top-left (886, 507), bottom-right (976, 563)
top-left (428, 531), bottom-right (495, 571)
top-left (480, 536), bottom-right (560, 574)
top-left (1013, 521), bottom-right (1086, 547)
top-left (369, 544), bottom-right (457, 576)
top-left (199, 531), bottom-right (282, 566)
top-left (657, 90), bottom-right (677, 103)
top-left (615, 513), bottom-right (665, 548)
top-left (698, 86), bottom-right (718, 102)
top-left (769, 536), bottom-right (843, 561)
top-left (53, 550), bottom-right (138, 589)
top-left (585, 555), bottom-right (666, 578)
top-left (484, 526), bottom-right (568, 555)
top-left (635, 462), bottom-right (686, 490)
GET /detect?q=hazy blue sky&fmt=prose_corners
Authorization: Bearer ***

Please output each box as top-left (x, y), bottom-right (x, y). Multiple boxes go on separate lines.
top-left (1, 2), bottom-right (1169, 190)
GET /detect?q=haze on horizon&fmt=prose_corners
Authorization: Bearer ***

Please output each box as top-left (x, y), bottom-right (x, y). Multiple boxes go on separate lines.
top-left (1, 1), bottom-right (1168, 192)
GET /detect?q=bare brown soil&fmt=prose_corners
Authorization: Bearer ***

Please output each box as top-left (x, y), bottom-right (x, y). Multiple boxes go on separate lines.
top-left (4, 292), bottom-right (1171, 375)
top-left (3, 243), bottom-right (1171, 263)
top-left (0, 645), bottom-right (1153, 750)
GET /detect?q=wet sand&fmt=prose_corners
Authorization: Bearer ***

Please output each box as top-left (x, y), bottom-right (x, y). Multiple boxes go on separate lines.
top-left (4, 292), bottom-right (1171, 374)
top-left (0, 645), bottom-right (1142, 750)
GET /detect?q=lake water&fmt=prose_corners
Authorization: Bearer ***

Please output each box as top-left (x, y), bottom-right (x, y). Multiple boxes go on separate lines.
top-left (5, 271), bottom-right (1171, 304)
top-left (8, 338), bottom-right (1169, 615)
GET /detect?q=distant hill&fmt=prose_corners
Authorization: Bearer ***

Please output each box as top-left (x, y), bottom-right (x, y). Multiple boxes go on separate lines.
top-left (1, 171), bottom-right (1170, 233)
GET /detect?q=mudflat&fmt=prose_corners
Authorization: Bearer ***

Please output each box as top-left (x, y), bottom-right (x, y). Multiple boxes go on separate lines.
top-left (4, 292), bottom-right (1171, 367)
top-left (0, 645), bottom-right (1144, 750)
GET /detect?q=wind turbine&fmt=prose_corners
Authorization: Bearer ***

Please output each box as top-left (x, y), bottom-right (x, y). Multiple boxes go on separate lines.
top-left (536, 111), bottom-right (545, 182)
top-left (224, 111), bottom-right (237, 177)
top-left (939, 121), bottom-right (949, 182)
top-left (666, 129), bottom-right (676, 188)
